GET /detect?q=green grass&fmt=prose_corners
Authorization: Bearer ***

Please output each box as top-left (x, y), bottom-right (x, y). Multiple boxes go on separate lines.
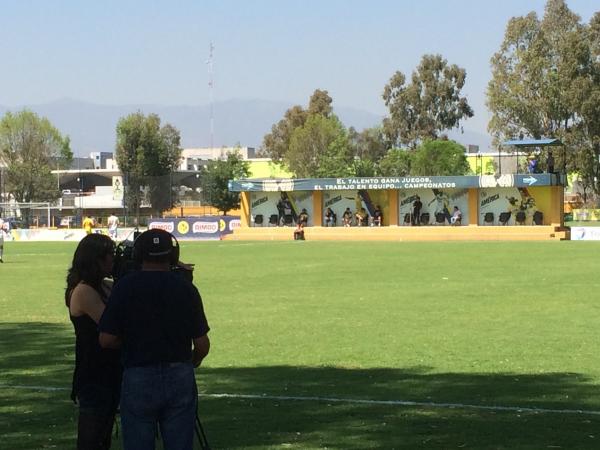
top-left (2, 240), bottom-right (600, 449)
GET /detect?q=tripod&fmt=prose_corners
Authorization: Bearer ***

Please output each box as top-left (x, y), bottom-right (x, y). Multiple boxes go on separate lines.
top-left (195, 410), bottom-right (211, 450)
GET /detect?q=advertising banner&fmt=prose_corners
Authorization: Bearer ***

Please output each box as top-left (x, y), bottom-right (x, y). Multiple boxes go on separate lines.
top-left (479, 186), bottom-right (550, 225)
top-left (571, 227), bottom-right (600, 241)
top-left (322, 190), bottom-right (388, 226)
top-left (148, 216), bottom-right (241, 240)
top-left (399, 188), bottom-right (469, 226)
top-left (230, 174), bottom-right (556, 192)
top-left (9, 228), bottom-right (87, 242)
top-left (250, 192), bottom-right (314, 226)
top-left (112, 176), bottom-right (123, 201)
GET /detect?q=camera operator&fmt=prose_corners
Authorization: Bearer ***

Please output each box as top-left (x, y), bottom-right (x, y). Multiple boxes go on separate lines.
top-left (99, 229), bottom-right (210, 450)
top-left (65, 234), bottom-right (121, 450)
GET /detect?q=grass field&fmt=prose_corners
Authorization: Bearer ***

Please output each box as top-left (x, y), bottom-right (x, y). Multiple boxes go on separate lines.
top-left (1, 239), bottom-right (600, 449)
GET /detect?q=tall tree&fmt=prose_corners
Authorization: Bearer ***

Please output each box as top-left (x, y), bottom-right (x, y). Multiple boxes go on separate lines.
top-left (382, 54), bottom-right (473, 148)
top-left (487, 0), bottom-right (600, 193)
top-left (307, 89), bottom-right (333, 117)
top-left (261, 89), bottom-right (333, 163)
top-left (411, 140), bottom-right (470, 176)
top-left (572, 12), bottom-right (600, 196)
top-left (199, 151), bottom-right (250, 214)
top-left (0, 110), bottom-right (72, 222)
top-left (115, 112), bottom-right (182, 218)
top-left (287, 114), bottom-right (353, 178)
top-left (262, 105), bottom-right (307, 162)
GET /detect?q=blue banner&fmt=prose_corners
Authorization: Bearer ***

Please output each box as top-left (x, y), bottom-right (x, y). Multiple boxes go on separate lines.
top-left (229, 174), bottom-right (557, 192)
top-left (148, 216), bottom-right (241, 240)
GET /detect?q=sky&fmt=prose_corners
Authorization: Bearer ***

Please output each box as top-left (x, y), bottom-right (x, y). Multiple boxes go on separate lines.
top-left (1, 0), bottom-right (598, 139)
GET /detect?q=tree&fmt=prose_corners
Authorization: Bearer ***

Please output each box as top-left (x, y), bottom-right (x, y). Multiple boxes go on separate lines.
top-left (287, 114), bottom-right (353, 178)
top-left (352, 158), bottom-right (378, 177)
top-left (572, 12), bottom-right (600, 196)
top-left (262, 89), bottom-right (333, 163)
top-left (307, 89), bottom-right (333, 117)
top-left (199, 151), bottom-right (250, 214)
top-left (115, 112), bottom-right (182, 219)
top-left (411, 140), bottom-right (470, 176)
top-left (382, 54), bottom-right (473, 148)
top-left (262, 105), bottom-right (307, 162)
top-left (487, 1), bottom-right (600, 193)
top-left (377, 148), bottom-right (412, 177)
top-left (348, 126), bottom-right (389, 164)
top-left (0, 110), bottom-right (72, 222)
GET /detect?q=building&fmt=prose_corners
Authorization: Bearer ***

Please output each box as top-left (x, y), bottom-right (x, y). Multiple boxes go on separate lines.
top-left (180, 146), bottom-right (256, 170)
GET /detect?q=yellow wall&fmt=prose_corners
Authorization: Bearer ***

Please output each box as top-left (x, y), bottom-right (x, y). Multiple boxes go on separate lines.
top-left (466, 155), bottom-right (496, 175)
top-left (248, 161), bottom-right (292, 178)
top-left (240, 192), bottom-right (251, 227)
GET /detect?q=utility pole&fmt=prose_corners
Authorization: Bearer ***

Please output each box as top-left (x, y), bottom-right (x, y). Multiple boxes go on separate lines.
top-left (207, 42), bottom-right (215, 151)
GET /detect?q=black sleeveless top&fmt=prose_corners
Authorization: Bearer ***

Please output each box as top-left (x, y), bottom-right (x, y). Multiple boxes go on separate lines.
top-left (69, 290), bottom-right (122, 402)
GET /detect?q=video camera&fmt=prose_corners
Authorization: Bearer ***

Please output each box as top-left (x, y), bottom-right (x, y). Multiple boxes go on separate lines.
top-left (112, 229), bottom-right (193, 282)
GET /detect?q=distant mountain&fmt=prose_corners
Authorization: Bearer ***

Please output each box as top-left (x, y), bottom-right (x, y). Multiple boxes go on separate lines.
top-left (0, 98), bottom-right (492, 155)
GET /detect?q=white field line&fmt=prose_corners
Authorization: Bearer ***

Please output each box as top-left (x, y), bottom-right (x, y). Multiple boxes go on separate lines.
top-left (2, 384), bottom-right (600, 417)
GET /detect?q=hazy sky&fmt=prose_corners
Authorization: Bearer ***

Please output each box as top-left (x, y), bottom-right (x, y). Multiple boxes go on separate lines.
top-left (1, 0), bottom-right (597, 136)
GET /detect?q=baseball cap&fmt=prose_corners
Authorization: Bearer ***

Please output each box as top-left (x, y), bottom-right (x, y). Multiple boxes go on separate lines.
top-left (137, 229), bottom-right (174, 260)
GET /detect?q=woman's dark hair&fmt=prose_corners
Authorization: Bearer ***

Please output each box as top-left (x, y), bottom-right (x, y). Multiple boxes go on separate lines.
top-left (65, 234), bottom-right (115, 307)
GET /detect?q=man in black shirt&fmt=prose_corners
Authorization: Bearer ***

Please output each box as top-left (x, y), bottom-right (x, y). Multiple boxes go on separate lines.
top-left (99, 229), bottom-right (210, 450)
top-left (412, 196), bottom-right (423, 226)
top-left (547, 152), bottom-right (555, 174)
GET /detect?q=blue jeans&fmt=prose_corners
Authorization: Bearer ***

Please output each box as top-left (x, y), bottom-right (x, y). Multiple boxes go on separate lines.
top-left (120, 362), bottom-right (197, 450)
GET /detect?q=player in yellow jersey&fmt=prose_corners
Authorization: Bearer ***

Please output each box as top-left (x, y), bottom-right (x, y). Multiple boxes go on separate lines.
top-left (82, 215), bottom-right (95, 235)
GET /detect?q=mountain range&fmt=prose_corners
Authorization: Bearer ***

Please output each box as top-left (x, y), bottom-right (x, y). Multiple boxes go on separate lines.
top-left (0, 98), bottom-right (492, 156)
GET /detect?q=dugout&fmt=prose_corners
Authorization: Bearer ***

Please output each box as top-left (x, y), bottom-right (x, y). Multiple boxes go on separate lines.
top-left (229, 174), bottom-right (565, 228)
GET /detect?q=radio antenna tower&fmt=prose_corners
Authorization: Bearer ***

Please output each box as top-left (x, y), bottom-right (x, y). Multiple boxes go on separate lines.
top-left (207, 42), bottom-right (215, 150)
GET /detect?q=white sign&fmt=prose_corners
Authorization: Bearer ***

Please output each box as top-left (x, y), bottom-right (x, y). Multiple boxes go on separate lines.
top-left (571, 227), bottom-right (600, 241)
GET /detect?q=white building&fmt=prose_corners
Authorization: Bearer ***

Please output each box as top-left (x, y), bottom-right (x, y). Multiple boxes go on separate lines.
top-left (179, 146), bottom-right (256, 170)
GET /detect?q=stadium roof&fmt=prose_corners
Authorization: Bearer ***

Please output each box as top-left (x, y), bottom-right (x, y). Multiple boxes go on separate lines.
top-left (502, 138), bottom-right (563, 147)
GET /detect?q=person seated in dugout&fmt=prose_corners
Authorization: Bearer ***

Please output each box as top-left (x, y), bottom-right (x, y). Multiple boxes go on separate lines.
top-left (293, 222), bottom-right (305, 240)
top-left (355, 207), bottom-right (368, 227)
top-left (371, 205), bottom-right (383, 226)
top-left (451, 206), bottom-right (462, 225)
top-left (324, 207), bottom-right (335, 227)
top-left (342, 208), bottom-right (353, 227)
top-left (298, 208), bottom-right (309, 226)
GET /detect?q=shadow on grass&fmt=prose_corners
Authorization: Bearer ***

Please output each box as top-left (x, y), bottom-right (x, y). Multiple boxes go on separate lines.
top-left (2, 322), bottom-right (600, 449)
top-left (198, 366), bottom-right (600, 449)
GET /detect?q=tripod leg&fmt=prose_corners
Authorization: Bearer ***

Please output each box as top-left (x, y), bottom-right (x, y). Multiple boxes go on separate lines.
top-left (195, 413), bottom-right (211, 450)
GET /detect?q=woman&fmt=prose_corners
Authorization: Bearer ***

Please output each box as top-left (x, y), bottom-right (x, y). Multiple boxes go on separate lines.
top-left (65, 234), bottom-right (122, 449)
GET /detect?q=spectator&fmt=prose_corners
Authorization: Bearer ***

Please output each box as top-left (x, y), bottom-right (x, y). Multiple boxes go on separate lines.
top-left (547, 152), bottom-right (555, 174)
top-left (355, 207), bottom-right (368, 227)
top-left (342, 208), bottom-right (353, 227)
top-left (324, 207), bottom-right (335, 227)
top-left (527, 156), bottom-right (539, 174)
top-left (451, 206), bottom-right (462, 225)
top-left (412, 196), bottom-right (423, 226)
top-left (298, 208), bottom-right (309, 226)
top-left (276, 194), bottom-right (286, 225)
top-left (371, 205), bottom-right (383, 226)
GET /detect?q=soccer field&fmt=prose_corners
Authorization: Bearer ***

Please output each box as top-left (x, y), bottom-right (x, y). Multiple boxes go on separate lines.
top-left (1, 240), bottom-right (600, 449)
